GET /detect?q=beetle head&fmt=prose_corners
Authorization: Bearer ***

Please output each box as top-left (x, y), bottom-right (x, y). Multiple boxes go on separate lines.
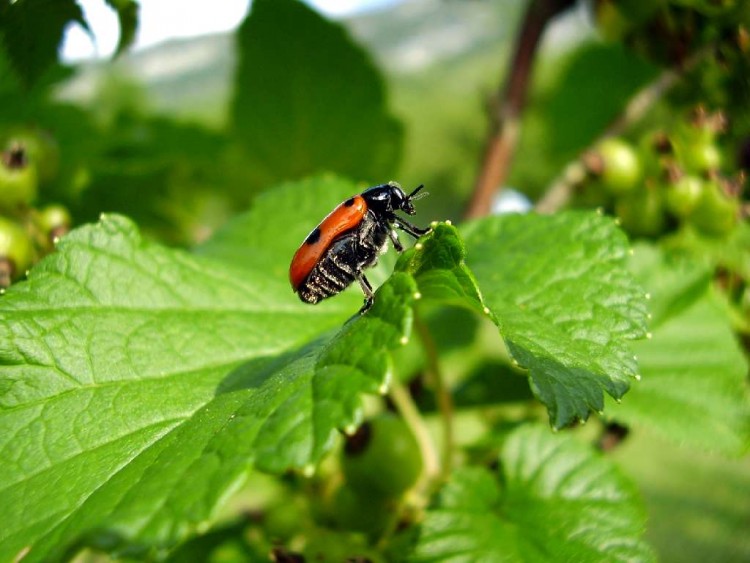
top-left (362, 182), bottom-right (428, 216)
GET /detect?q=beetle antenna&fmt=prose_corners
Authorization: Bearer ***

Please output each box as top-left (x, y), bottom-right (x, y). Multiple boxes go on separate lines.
top-left (408, 184), bottom-right (429, 201)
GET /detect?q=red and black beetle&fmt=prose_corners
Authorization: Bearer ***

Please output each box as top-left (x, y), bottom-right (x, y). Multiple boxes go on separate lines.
top-left (289, 182), bottom-right (429, 313)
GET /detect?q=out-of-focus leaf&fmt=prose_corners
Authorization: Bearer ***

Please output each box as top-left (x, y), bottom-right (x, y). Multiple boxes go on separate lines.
top-left (0, 0), bottom-right (90, 88)
top-left (411, 424), bottom-right (654, 562)
top-left (607, 244), bottom-right (750, 455)
top-left (105, 0), bottom-right (139, 57)
top-left (510, 41), bottom-right (658, 196)
top-left (230, 0), bottom-right (402, 187)
top-left (197, 175), bottom-right (361, 276)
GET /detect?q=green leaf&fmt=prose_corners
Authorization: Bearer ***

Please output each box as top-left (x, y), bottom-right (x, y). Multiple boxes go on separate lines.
top-left (626, 243), bottom-right (712, 326)
top-left (411, 424), bottom-right (654, 562)
top-left (230, 0), bottom-right (402, 187)
top-left (0, 0), bottom-right (90, 89)
top-left (607, 245), bottom-right (750, 455)
top-left (197, 175), bottom-right (361, 275)
top-left (463, 212), bottom-right (649, 428)
top-left (0, 213), bottom-right (416, 560)
top-left (105, 0), bottom-right (139, 57)
top-left (396, 222), bottom-right (486, 312)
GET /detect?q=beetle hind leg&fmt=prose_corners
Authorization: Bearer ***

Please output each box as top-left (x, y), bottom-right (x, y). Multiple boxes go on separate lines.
top-left (356, 272), bottom-right (374, 314)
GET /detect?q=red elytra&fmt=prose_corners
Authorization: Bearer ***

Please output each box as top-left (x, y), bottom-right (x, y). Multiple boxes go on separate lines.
top-left (289, 195), bottom-right (368, 290)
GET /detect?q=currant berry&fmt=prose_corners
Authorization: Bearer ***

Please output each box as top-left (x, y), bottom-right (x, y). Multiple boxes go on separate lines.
top-left (689, 180), bottom-right (739, 237)
top-left (590, 138), bottom-right (643, 196)
top-left (615, 185), bottom-right (666, 237)
top-left (665, 175), bottom-right (705, 219)
top-left (341, 413), bottom-right (423, 498)
top-left (0, 216), bottom-right (34, 287)
top-left (0, 145), bottom-right (38, 209)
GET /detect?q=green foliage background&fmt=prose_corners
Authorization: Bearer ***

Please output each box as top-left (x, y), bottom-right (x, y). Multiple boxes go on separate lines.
top-left (0, 0), bottom-right (748, 561)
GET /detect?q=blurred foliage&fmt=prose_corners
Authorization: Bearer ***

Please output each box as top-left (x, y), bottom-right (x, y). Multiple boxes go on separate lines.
top-left (0, 0), bottom-right (748, 561)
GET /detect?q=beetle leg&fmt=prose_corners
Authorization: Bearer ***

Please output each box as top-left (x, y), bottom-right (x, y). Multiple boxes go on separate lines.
top-left (393, 217), bottom-right (430, 239)
top-left (389, 229), bottom-right (404, 252)
top-left (356, 272), bottom-right (374, 314)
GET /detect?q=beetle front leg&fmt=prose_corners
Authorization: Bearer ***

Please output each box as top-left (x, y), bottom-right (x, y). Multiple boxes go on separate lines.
top-left (393, 217), bottom-right (430, 239)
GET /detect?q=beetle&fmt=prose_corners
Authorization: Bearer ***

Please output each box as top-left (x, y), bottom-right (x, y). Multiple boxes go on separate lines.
top-left (289, 181), bottom-right (429, 314)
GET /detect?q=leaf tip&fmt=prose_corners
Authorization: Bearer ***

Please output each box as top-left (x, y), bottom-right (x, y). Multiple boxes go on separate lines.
top-left (634, 373), bottom-right (642, 381)
top-left (379, 370), bottom-right (392, 395)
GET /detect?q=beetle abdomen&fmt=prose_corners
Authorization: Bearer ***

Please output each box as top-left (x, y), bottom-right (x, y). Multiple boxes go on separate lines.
top-left (297, 236), bottom-right (358, 303)
top-left (296, 217), bottom-right (388, 304)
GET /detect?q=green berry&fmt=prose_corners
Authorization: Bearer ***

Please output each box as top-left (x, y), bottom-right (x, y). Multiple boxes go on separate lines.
top-left (677, 140), bottom-right (722, 174)
top-left (665, 175), bottom-right (704, 219)
top-left (328, 483), bottom-right (391, 536)
top-left (689, 180), bottom-right (739, 237)
top-left (4, 129), bottom-right (60, 185)
top-left (0, 216), bottom-right (34, 286)
top-left (0, 146), bottom-right (38, 209)
top-left (38, 204), bottom-right (72, 241)
top-left (615, 186), bottom-right (666, 237)
top-left (341, 413), bottom-right (423, 498)
top-left (597, 138), bottom-right (643, 195)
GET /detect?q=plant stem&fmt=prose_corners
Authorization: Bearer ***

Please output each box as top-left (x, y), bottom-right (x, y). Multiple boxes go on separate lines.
top-left (465, 0), bottom-right (575, 219)
top-left (414, 313), bottom-right (455, 479)
top-left (388, 378), bottom-right (440, 482)
top-left (535, 46), bottom-right (713, 214)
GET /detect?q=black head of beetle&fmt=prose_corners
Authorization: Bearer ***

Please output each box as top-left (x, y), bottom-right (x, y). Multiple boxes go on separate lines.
top-left (361, 182), bottom-right (427, 216)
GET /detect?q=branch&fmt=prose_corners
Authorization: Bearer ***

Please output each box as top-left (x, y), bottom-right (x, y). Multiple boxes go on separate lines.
top-left (465, 0), bottom-right (575, 219)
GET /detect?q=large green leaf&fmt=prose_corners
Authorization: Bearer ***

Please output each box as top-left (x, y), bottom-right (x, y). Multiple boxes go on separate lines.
top-left (0, 210), bottom-right (418, 561)
top-left (0, 168), bottom-right (486, 559)
top-left (463, 212), bottom-right (649, 428)
top-left (230, 0), bottom-right (402, 187)
top-left (607, 245), bottom-right (750, 455)
top-left (0, 0), bottom-right (89, 89)
top-left (197, 175), bottom-right (362, 275)
top-left (105, 0), bottom-right (139, 57)
top-left (411, 424), bottom-right (654, 562)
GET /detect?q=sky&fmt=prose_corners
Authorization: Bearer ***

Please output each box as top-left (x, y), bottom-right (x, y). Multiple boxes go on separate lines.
top-left (61, 0), bottom-right (401, 62)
